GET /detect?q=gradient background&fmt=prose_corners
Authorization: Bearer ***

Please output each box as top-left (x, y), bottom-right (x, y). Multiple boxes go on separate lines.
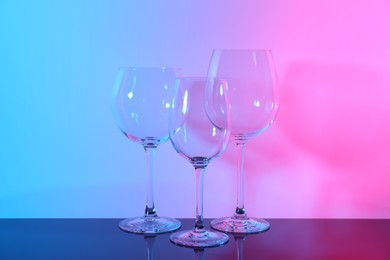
top-left (1, 0), bottom-right (389, 218)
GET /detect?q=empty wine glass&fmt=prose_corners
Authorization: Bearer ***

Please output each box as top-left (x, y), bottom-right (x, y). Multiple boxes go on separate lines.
top-left (208, 49), bottom-right (279, 234)
top-left (111, 67), bottom-right (181, 234)
top-left (169, 77), bottom-right (231, 248)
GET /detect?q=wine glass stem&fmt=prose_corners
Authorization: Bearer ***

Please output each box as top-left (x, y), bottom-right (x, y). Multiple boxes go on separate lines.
top-left (194, 167), bottom-right (206, 231)
top-left (236, 143), bottom-right (246, 217)
top-left (144, 146), bottom-right (157, 217)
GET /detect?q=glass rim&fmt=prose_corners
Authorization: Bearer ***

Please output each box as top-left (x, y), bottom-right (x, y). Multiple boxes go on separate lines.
top-left (176, 76), bottom-right (225, 80)
top-left (212, 48), bottom-right (273, 53)
top-left (117, 66), bottom-right (179, 71)
top-left (176, 76), bottom-right (226, 81)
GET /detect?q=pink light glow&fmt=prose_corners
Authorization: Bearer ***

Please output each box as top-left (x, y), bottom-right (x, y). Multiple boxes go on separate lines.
top-left (219, 0), bottom-right (390, 218)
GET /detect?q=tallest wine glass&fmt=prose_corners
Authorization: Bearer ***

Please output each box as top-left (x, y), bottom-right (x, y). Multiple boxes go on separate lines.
top-left (111, 67), bottom-right (181, 234)
top-left (208, 49), bottom-right (279, 234)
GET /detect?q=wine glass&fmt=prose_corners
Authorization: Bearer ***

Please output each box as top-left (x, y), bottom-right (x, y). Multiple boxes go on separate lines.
top-left (169, 77), bottom-right (231, 248)
top-left (111, 67), bottom-right (181, 234)
top-left (207, 49), bottom-right (279, 234)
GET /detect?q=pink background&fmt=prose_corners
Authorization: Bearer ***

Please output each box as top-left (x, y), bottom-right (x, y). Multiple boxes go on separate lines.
top-left (1, 0), bottom-right (389, 218)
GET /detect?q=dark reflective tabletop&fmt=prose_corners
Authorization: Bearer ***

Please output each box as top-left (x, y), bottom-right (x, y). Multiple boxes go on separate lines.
top-left (1, 218), bottom-right (389, 259)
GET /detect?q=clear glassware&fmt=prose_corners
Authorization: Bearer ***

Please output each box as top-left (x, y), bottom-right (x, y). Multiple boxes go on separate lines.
top-left (169, 77), bottom-right (231, 248)
top-left (207, 49), bottom-right (279, 234)
top-left (111, 67), bottom-right (181, 234)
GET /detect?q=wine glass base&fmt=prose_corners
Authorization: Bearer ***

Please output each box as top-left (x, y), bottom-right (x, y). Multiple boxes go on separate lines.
top-left (170, 229), bottom-right (229, 248)
top-left (119, 216), bottom-right (181, 235)
top-left (211, 216), bottom-right (270, 234)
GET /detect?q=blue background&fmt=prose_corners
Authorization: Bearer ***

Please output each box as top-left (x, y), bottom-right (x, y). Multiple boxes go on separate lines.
top-left (1, 0), bottom-right (258, 217)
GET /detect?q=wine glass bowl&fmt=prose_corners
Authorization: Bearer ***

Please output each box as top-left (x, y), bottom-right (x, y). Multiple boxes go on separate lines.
top-left (209, 49), bottom-right (279, 143)
top-left (169, 77), bottom-right (231, 248)
top-left (112, 67), bottom-right (176, 145)
top-left (208, 49), bottom-right (279, 234)
top-left (111, 67), bottom-right (181, 234)
top-left (169, 78), bottom-right (230, 163)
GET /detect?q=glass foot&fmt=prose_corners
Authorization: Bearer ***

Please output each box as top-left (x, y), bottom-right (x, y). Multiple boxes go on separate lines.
top-left (119, 216), bottom-right (181, 235)
top-left (170, 229), bottom-right (229, 248)
top-left (211, 215), bottom-right (270, 234)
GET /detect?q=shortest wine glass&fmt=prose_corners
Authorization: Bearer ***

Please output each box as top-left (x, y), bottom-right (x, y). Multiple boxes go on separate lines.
top-left (169, 77), bottom-right (231, 248)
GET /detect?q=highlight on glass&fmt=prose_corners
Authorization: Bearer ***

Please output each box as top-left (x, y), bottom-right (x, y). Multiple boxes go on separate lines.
top-left (168, 77), bottom-right (231, 248)
top-left (208, 49), bottom-right (279, 234)
top-left (111, 67), bottom-right (181, 234)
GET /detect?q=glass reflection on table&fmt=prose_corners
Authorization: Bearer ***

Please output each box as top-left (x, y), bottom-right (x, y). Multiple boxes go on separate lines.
top-left (0, 219), bottom-right (389, 259)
